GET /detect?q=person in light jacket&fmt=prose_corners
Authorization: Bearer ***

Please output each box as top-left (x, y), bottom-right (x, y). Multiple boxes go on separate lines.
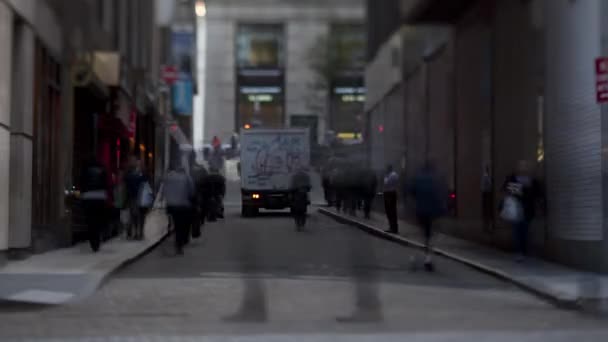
top-left (383, 165), bottom-right (400, 233)
top-left (163, 162), bottom-right (195, 255)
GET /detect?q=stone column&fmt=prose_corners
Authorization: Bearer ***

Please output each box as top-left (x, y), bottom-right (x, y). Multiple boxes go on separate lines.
top-left (9, 21), bottom-right (34, 249)
top-left (0, 1), bottom-right (14, 253)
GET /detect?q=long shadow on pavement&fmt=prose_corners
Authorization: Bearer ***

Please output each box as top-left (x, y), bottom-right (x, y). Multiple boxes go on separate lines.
top-left (222, 216), bottom-right (269, 323)
top-left (336, 224), bottom-right (383, 323)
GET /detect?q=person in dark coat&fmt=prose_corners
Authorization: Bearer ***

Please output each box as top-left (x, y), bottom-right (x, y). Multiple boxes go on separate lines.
top-left (124, 158), bottom-right (148, 240)
top-left (330, 163), bottom-right (348, 213)
top-left (190, 161), bottom-right (208, 237)
top-left (202, 169), bottom-right (226, 221)
top-left (502, 160), bottom-right (544, 262)
top-left (80, 157), bottom-right (110, 252)
top-left (358, 167), bottom-right (378, 219)
top-left (290, 168), bottom-right (312, 229)
top-left (408, 161), bottom-right (448, 271)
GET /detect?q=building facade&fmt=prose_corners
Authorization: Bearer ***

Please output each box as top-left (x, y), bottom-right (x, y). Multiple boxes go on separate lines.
top-left (0, 0), bottom-right (190, 260)
top-left (365, 0), bottom-right (608, 273)
top-left (202, 0), bottom-right (365, 146)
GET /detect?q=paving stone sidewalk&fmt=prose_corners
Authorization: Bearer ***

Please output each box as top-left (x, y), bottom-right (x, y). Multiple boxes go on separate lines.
top-left (0, 206), bottom-right (169, 305)
top-left (319, 207), bottom-right (608, 313)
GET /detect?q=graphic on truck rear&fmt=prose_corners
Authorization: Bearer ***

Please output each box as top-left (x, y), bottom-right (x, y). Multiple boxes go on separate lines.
top-left (243, 134), bottom-right (306, 189)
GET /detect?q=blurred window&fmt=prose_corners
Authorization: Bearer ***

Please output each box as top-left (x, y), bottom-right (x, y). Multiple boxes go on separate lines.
top-left (236, 24), bottom-right (284, 68)
top-left (329, 23), bottom-right (366, 71)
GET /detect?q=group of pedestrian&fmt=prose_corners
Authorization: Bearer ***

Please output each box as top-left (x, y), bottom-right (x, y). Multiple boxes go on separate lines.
top-left (321, 158), bottom-right (377, 219)
top-left (383, 159), bottom-right (544, 268)
top-left (80, 156), bottom-right (154, 252)
top-left (323, 155), bottom-right (543, 270)
top-left (162, 154), bottom-right (226, 255)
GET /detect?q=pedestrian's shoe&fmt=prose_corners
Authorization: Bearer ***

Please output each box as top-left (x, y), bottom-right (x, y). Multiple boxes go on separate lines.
top-left (424, 261), bottom-right (434, 272)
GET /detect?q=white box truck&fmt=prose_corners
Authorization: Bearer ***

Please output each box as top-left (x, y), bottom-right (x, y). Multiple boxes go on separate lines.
top-left (239, 129), bottom-right (310, 216)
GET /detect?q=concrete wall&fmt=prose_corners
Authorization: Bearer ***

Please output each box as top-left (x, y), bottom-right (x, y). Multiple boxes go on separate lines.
top-left (5, 0), bottom-right (62, 57)
top-left (453, 12), bottom-right (491, 222)
top-left (8, 22), bottom-right (35, 249)
top-left (0, 1), bottom-right (13, 253)
top-left (204, 18), bottom-right (235, 143)
top-left (285, 20), bottom-right (328, 142)
top-left (404, 67), bottom-right (426, 180)
top-left (365, 30), bottom-right (403, 113)
top-left (428, 44), bottom-right (455, 190)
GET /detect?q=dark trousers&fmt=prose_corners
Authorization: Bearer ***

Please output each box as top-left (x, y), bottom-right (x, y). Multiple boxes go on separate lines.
top-left (83, 199), bottom-right (107, 252)
top-left (167, 206), bottom-right (192, 252)
top-left (384, 191), bottom-right (398, 232)
top-left (417, 214), bottom-right (434, 253)
top-left (482, 192), bottom-right (494, 231)
top-left (513, 220), bottom-right (530, 256)
top-left (363, 195), bottom-right (374, 219)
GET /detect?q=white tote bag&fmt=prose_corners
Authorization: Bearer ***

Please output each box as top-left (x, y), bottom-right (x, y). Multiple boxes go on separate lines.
top-left (500, 195), bottom-right (524, 223)
top-left (138, 182), bottom-right (154, 208)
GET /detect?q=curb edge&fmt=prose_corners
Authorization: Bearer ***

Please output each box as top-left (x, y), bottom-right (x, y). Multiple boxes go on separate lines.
top-left (318, 207), bottom-right (581, 311)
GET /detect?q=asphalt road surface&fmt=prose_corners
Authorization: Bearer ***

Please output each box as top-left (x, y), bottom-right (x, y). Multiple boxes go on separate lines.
top-left (0, 178), bottom-right (607, 341)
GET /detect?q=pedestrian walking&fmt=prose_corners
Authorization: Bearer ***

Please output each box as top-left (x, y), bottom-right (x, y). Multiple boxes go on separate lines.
top-left (290, 167), bottom-right (312, 230)
top-left (163, 163), bottom-right (195, 255)
top-left (202, 169), bottom-right (226, 221)
top-left (209, 142), bottom-right (225, 175)
top-left (125, 158), bottom-right (148, 240)
top-left (136, 170), bottom-right (154, 240)
top-left (383, 165), bottom-right (399, 233)
top-left (481, 165), bottom-right (494, 233)
top-left (80, 157), bottom-right (110, 252)
top-left (112, 170), bottom-right (128, 238)
top-left (408, 161), bottom-right (448, 271)
top-left (360, 167), bottom-right (377, 220)
top-left (190, 160), bottom-right (208, 238)
top-left (501, 160), bottom-right (544, 262)
top-left (230, 132), bottom-right (238, 158)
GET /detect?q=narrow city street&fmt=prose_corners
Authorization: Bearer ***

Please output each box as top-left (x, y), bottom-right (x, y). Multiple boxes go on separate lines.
top-left (0, 180), bottom-right (607, 341)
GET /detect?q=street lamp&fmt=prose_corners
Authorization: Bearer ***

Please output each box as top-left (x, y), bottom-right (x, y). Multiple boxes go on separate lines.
top-left (195, 1), bottom-right (206, 17)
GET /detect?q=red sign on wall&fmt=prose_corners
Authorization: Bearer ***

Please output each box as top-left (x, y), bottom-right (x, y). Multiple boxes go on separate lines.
top-left (596, 57), bottom-right (608, 103)
top-left (161, 65), bottom-right (179, 85)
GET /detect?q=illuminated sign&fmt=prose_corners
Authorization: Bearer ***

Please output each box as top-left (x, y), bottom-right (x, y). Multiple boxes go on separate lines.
top-left (334, 87), bottom-right (366, 95)
top-left (337, 132), bottom-right (360, 139)
top-left (248, 94), bottom-right (273, 102)
top-left (341, 95), bottom-right (366, 102)
top-left (240, 86), bottom-right (282, 94)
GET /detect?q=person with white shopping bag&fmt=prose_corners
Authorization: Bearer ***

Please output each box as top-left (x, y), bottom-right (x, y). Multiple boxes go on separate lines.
top-left (125, 158), bottom-right (152, 240)
top-left (136, 175), bottom-right (154, 240)
top-left (500, 160), bottom-right (544, 263)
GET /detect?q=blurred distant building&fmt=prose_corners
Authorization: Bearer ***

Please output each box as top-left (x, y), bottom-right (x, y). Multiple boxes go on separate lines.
top-left (202, 0), bottom-right (365, 146)
top-left (365, 0), bottom-right (608, 273)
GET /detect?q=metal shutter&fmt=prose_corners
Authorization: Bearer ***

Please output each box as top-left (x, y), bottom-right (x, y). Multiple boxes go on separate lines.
top-left (545, 0), bottom-right (603, 241)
